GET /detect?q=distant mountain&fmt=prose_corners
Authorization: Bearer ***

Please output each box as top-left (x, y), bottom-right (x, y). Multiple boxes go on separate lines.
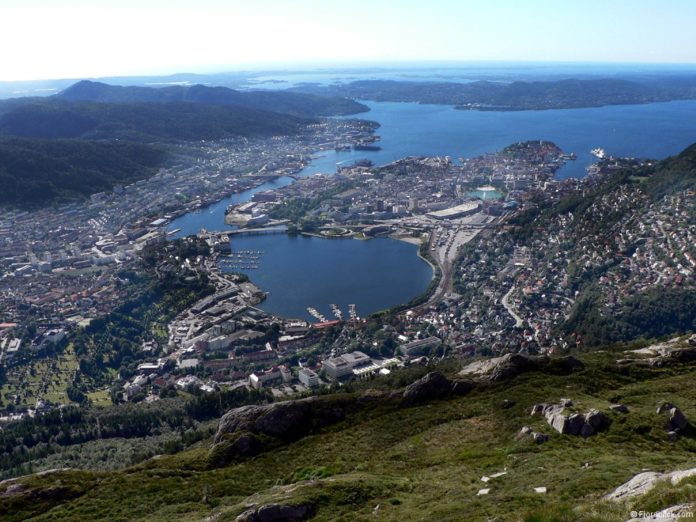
top-left (57, 80), bottom-right (369, 117)
top-left (0, 86), bottom-right (335, 207)
top-left (0, 99), bottom-right (310, 142)
top-left (0, 136), bottom-right (165, 207)
top-left (290, 77), bottom-right (696, 110)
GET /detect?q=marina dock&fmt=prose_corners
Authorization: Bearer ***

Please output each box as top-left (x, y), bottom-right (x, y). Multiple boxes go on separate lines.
top-left (330, 304), bottom-right (343, 320)
top-left (307, 307), bottom-right (327, 323)
top-left (218, 250), bottom-right (264, 270)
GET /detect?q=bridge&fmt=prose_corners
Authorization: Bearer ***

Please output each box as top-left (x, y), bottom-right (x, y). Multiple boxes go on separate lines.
top-left (227, 226), bottom-right (288, 236)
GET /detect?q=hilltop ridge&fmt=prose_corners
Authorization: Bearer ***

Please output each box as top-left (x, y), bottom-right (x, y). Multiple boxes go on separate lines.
top-left (290, 76), bottom-right (696, 110)
top-left (57, 80), bottom-right (369, 117)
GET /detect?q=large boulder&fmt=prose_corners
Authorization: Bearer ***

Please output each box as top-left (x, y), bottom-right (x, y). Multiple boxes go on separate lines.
top-left (546, 411), bottom-right (585, 436)
top-left (460, 354), bottom-right (583, 382)
top-left (605, 471), bottom-right (666, 501)
top-left (214, 396), bottom-right (348, 446)
top-left (548, 411), bottom-right (571, 434)
top-left (460, 354), bottom-right (542, 381)
top-left (656, 402), bottom-right (689, 432)
top-left (619, 336), bottom-right (696, 368)
top-left (211, 396), bottom-right (350, 465)
top-left (235, 503), bottom-right (315, 522)
top-left (401, 372), bottom-right (472, 407)
top-left (605, 468), bottom-right (696, 502)
top-left (666, 408), bottom-right (688, 432)
top-left (531, 401), bottom-right (610, 437)
top-left (649, 346), bottom-right (696, 367)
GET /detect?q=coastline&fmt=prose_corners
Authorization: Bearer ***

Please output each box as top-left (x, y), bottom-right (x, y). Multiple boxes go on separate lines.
top-left (390, 233), bottom-right (439, 282)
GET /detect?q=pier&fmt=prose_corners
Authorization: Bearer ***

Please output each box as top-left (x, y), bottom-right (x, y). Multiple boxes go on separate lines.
top-left (307, 307), bottom-right (327, 323)
top-left (330, 304), bottom-right (343, 320)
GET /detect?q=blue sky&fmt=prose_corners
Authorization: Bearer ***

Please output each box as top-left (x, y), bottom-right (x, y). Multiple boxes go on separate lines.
top-left (2, 0), bottom-right (696, 81)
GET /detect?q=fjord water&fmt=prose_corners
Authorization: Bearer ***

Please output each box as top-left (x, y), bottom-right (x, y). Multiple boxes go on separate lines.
top-left (307, 99), bottom-right (696, 179)
top-left (168, 99), bottom-right (696, 319)
top-left (225, 234), bottom-right (432, 321)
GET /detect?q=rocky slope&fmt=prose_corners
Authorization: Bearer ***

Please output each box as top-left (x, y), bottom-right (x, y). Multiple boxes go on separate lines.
top-left (1, 343), bottom-right (695, 520)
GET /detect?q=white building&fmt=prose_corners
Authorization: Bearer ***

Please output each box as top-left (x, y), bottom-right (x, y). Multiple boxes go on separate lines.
top-left (427, 201), bottom-right (481, 220)
top-left (323, 351), bottom-right (371, 380)
top-left (249, 366), bottom-right (291, 389)
top-left (5, 338), bottom-right (21, 361)
top-left (298, 368), bottom-right (320, 387)
top-left (352, 358), bottom-right (400, 380)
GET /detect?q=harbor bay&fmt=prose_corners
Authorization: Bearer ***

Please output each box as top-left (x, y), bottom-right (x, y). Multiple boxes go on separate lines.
top-left (219, 234), bottom-right (432, 321)
top-left (166, 98), bottom-right (696, 320)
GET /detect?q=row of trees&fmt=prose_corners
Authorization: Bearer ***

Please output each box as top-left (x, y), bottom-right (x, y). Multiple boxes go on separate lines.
top-left (0, 384), bottom-right (272, 478)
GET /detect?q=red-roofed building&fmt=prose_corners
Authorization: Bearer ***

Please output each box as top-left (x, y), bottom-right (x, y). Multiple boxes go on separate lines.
top-left (312, 320), bottom-right (341, 329)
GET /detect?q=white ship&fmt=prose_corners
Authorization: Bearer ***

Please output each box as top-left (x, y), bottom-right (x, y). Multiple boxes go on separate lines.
top-left (590, 148), bottom-right (606, 159)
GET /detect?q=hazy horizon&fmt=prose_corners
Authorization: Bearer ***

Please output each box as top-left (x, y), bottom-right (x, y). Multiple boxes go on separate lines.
top-left (4, 0), bottom-right (696, 82)
top-left (4, 60), bottom-right (696, 87)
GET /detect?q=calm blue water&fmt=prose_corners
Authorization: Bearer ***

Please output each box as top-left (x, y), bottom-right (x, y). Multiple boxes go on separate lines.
top-left (241, 63), bottom-right (696, 90)
top-left (224, 234), bottom-right (432, 321)
top-left (169, 176), bottom-right (294, 237)
top-left (169, 99), bottom-right (696, 235)
top-left (320, 100), bottom-right (696, 179)
top-left (168, 99), bottom-right (696, 319)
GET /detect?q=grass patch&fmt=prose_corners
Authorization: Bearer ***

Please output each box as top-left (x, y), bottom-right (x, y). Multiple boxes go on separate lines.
top-left (4, 351), bottom-right (696, 520)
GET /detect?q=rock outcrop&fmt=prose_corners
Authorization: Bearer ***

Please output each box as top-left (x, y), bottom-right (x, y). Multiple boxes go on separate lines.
top-left (605, 468), bottom-right (696, 501)
top-left (401, 371), bottom-right (473, 407)
top-left (656, 402), bottom-right (690, 437)
top-left (618, 335), bottom-right (696, 368)
top-left (531, 401), bottom-right (609, 437)
top-left (517, 426), bottom-right (549, 444)
top-left (459, 354), bottom-right (583, 382)
top-left (214, 397), bottom-right (348, 445)
top-left (235, 503), bottom-right (315, 522)
top-left (210, 396), bottom-right (352, 466)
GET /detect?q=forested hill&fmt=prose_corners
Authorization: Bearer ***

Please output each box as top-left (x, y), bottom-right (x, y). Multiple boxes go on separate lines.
top-left (56, 80), bottom-right (369, 117)
top-left (645, 141), bottom-right (696, 197)
top-left (0, 136), bottom-right (165, 207)
top-left (290, 76), bottom-right (696, 110)
top-left (0, 99), bottom-right (310, 142)
top-left (0, 92), bottom-right (321, 208)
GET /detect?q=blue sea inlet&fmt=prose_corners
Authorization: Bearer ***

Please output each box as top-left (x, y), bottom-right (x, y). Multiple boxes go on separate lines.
top-left (169, 99), bottom-right (696, 320)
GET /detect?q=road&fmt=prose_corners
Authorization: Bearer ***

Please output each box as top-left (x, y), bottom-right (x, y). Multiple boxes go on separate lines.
top-left (501, 286), bottom-right (524, 328)
top-left (410, 213), bottom-right (502, 313)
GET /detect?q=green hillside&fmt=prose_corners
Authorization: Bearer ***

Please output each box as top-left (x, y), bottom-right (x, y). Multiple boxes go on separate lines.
top-left (290, 77), bottom-right (696, 110)
top-left (0, 99), bottom-right (310, 141)
top-left (2, 344), bottom-right (695, 521)
top-left (0, 136), bottom-right (165, 206)
top-left (0, 95), bottom-right (316, 207)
